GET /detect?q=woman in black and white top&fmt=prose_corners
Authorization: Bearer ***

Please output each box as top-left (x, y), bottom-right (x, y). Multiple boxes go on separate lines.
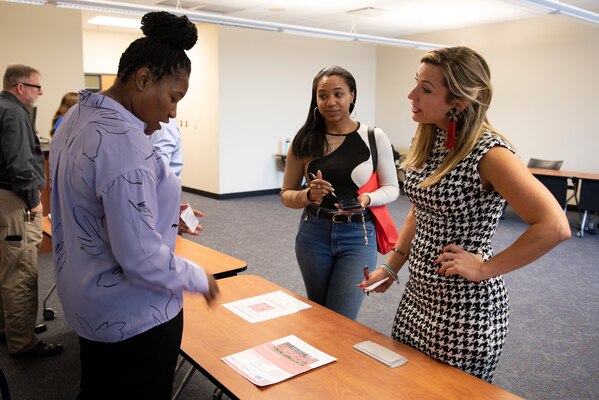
top-left (281, 65), bottom-right (399, 320)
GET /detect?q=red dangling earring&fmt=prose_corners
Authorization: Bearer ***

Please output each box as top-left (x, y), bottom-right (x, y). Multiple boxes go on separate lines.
top-left (446, 107), bottom-right (459, 150)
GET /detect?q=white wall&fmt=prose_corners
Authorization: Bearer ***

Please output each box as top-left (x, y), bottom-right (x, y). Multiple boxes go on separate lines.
top-left (4, 3), bottom-right (597, 196)
top-left (217, 27), bottom-right (378, 194)
top-left (375, 46), bottom-right (423, 154)
top-left (178, 24), bottom-right (220, 192)
top-left (82, 24), bottom-right (379, 195)
top-left (0, 3), bottom-right (84, 140)
top-left (82, 24), bottom-right (221, 192)
top-left (376, 16), bottom-right (599, 173)
top-left (83, 29), bottom-right (140, 74)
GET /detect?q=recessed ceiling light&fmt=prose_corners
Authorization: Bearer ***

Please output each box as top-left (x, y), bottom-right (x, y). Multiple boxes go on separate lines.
top-left (86, 15), bottom-right (141, 29)
top-left (3, 0), bottom-right (46, 4)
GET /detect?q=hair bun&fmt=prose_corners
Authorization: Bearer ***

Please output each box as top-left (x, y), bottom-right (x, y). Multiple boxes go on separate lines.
top-left (141, 11), bottom-right (198, 51)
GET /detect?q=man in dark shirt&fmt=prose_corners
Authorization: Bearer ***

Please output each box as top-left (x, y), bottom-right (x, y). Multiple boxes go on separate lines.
top-left (0, 64), bottom-right (63, 357)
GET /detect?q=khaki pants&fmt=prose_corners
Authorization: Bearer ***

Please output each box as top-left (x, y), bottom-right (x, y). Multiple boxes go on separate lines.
top-left (0, 189), bottom-right (42, 353)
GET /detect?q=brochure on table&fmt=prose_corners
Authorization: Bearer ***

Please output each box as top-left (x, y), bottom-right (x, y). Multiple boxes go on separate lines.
top-left (222, 290), bottom-right (311, 323)
top-left (222, 335), bottom-right (336, 386)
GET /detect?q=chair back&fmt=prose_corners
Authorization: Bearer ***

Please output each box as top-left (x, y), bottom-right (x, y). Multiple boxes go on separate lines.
top-left (535, 175), bottom-right (568, 209)
top-left (527, 158), bottom-right (563, 170)
top-left (578, 179), bottom-right (599, 213)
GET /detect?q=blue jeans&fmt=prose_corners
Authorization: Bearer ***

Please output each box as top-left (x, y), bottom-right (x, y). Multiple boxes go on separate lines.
top-left (295, 209), bottom-right (377, 320)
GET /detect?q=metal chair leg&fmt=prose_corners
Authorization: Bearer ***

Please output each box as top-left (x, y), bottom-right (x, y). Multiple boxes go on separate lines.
top-left (577, 210), bottom-right (588, 238)
top-left (42, 283), bottom-right (57, 320)
top-left (171, 365), bottom-right (195, 400)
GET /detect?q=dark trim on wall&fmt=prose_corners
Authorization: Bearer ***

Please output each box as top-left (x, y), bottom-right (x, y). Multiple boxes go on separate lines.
top-left (182, 186), bottom-right (280, 200)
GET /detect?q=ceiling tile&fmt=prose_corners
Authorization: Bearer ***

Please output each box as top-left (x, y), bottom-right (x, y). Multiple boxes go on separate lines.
top-left (80, 0), bottom-right (599, 38)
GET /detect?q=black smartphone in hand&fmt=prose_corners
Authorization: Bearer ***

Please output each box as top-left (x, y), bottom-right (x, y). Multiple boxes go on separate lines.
top-left (337, 196), bottom-right (362, 211)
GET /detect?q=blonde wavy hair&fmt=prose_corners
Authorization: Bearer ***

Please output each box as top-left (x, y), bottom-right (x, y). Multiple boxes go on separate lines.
top-left (403, 46), bottom-right (512, 188)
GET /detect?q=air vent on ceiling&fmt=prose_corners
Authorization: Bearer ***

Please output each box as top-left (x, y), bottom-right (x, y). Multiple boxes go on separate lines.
top-left (347, 7), bottom-right (386, 17)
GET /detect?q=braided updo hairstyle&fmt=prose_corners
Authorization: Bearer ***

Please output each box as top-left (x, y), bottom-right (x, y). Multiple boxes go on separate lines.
top-left (116, 11), bottom-right (198, 83)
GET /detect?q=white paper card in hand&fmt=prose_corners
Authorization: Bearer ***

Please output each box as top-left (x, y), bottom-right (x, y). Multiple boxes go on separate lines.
top-left (180, 204), bottom-right (199, 232)
top-left (353, 340), bottom-right (407, 368)
top-left (364, 277), bottom-right (389, 292)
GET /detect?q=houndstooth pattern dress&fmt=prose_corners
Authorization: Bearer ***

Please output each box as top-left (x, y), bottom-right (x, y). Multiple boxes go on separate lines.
top-left (392, 129), bottom-right (512, 382)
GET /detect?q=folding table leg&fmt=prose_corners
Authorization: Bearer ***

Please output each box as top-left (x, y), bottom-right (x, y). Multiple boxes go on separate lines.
top-left (174, 356), bottom-right (185, 375)
top-left (171, 365), bottom-right (195, 400)
top-left (213, 387), bottom-right (226, 399)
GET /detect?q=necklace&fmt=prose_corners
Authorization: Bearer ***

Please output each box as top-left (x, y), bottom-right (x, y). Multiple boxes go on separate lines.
top-left (326, 135), bottom-right (346, 153)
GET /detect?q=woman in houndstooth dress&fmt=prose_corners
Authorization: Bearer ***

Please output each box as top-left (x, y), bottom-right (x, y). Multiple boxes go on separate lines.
top-left (359, 47), bottom-right (570, 382)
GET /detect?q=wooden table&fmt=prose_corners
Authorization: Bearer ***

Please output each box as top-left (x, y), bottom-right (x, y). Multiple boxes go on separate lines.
top-left (40, 144), bottom-right (52, 253)
top-left (173, 235), bottom-right (247, 278)
top-left (180, 275), bottom-right (522, 400)
top-left (42, 216), bottom-right (247, 278)
top-left (528, 167), bottom-right (599, 181)
top-left (42, 215), bottom-right (52, 237)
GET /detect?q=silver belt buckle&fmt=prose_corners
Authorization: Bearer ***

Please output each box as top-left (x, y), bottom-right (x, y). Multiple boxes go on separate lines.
top-left (332, 213), bottom-right (350, 224)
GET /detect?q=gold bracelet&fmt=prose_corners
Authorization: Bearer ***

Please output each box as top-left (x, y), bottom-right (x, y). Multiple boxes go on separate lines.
top-left (392, 248), bottom-right (409, 260)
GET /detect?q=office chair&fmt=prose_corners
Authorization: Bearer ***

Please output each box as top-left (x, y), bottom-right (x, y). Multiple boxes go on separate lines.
top-left (576, 179), bottom-right (599, 238)
top-left (527, 158), bottom-right (575, 213)
top-left (392, 144), bottom-right (407, 195)
top-left (527, 158), bottom-right (563, 170)
top-left (534, 175), bottom-right (569, 210)
top-left (502, 158), bottom-right (566, 219)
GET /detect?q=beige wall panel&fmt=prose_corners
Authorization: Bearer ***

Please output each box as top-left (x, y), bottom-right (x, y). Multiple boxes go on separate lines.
top-left (178, 23), bottom-right (220, 193)
top-left (0, 3), bottom-right (84, 141)
top-left (217, 26), bottom-right (378, 194)
top-left (82, 29), bottom-right (141, 74)
top-left (377, 16), bottom-right (599, 173)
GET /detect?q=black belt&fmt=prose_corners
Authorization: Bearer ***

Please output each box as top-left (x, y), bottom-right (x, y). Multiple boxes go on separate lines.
top-left (0, 182), bottom-right (13, 191)
top-left (304, 206), bottom-right (371, 224)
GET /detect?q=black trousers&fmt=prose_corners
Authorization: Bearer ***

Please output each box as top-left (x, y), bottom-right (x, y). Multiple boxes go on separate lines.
top-left (77, 310), bottom-right (183, 400)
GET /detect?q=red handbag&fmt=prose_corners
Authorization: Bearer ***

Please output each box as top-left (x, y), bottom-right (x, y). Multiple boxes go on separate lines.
top-left (357, 127), bottom-right (399, 254)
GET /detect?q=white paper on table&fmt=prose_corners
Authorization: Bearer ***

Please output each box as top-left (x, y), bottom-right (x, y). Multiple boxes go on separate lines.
top-left (222, 335), bottom-right (336, 386)
top-left (223, 290), bottom-right (311, 323)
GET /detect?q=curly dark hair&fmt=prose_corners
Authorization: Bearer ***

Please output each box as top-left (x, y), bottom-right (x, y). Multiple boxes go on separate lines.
top-left (116, 11), bottom-right (198, 83)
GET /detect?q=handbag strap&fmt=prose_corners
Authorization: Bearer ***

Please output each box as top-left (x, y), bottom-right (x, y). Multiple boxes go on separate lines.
top-left (367, 126), bottom-right (377, 172)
